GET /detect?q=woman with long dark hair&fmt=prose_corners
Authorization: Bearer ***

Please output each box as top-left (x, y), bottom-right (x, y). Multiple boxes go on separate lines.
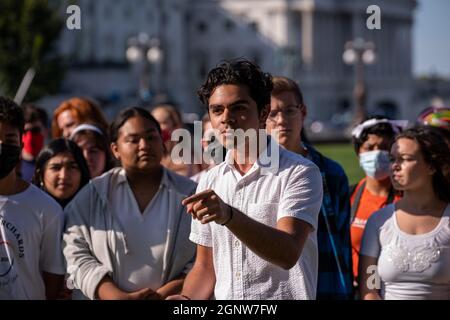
top-left (359, 126), bottom-right (450, 299)
top-left (33, 138), bottom-right (90, 208)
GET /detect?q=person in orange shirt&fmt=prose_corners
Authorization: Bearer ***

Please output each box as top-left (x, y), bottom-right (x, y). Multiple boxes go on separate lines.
top-left (349, 116), bottom-right (407, 290)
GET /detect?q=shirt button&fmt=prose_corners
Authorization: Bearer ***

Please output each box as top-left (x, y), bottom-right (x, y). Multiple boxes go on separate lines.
top-left (234, 240), bottom-right (240, 247)
top-left (236, 272), bottom-right (241, 278)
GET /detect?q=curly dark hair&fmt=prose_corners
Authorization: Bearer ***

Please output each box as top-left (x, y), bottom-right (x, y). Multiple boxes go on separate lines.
top-left (0, 96), bottom-right (24, 135)
top-left (352, 115), bottom-right (398, 154)
top-left (197, 59), bottom-right (273, 114)
top-left (394, 126), bottom-right (450, 202)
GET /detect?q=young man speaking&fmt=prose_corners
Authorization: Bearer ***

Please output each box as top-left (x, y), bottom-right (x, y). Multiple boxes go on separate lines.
top-left (168, 60), bottom-right (323, 300)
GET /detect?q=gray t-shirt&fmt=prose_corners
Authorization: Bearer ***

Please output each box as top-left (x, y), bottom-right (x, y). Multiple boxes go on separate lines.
top-left (361, 203), bottom-right (450, 300)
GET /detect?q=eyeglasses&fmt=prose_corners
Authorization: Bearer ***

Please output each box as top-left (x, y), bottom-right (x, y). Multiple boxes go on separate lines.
top-left (267, 105), bottom-right (302, 121)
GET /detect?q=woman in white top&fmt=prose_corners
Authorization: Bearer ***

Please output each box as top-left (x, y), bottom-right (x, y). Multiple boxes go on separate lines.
top-left (63, 107), bottom-right (196, 300)
top-left (359, 126), bottom-right (450, 300)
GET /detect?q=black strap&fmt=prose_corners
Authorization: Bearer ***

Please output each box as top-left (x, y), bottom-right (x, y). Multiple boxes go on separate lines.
top-left (349, 183), bottom-right (358, 199)
top-left (350, 181), bottom-right (366, 224)
top-left (350, 181), bottom-right (396, 224)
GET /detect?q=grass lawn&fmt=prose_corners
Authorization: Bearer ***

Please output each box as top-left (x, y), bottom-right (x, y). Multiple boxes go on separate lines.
top-left (315, 143), bottom-right (365, 186)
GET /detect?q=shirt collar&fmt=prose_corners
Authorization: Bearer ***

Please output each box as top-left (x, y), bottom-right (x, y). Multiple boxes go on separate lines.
top-left (223, 134), bottom-right (279, 178)
top-left (117, 167), bottom-right (169, 188)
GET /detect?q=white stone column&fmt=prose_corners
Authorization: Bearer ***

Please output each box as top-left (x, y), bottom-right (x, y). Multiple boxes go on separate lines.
top-left (166, 0), bottom-right (189, 110)
top-left (301, 7), bottom-right (314, 67)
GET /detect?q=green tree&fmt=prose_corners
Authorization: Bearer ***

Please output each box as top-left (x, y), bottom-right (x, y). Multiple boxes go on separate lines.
top-left (0, 0), bottom-right (65, 102)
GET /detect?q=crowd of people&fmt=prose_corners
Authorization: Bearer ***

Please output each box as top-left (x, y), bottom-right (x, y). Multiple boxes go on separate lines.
top-left (0, 59), bottom-right (449, 300)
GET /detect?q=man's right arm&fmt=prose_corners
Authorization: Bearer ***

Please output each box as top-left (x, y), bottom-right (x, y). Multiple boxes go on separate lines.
top-left (167, 244), bottom-right (215, 300)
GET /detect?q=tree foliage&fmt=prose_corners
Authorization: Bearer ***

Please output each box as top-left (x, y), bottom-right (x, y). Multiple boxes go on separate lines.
top-left (0, 0), bottom-right (65, 101)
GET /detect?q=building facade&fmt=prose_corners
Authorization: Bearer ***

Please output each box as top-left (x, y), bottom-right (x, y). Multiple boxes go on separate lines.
top-left (57, 0), bottom-right (417, 123)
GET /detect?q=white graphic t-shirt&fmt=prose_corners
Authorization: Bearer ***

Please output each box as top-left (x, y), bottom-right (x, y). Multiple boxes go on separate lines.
top-left (0, 184), bottom-right (65, 300)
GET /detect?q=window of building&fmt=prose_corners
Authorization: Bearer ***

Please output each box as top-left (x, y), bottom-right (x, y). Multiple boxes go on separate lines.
top-left (185, 12), bottom-right (192, 23)
top-left (224, 19), bottom-right (235, 32)
top-left (220, 49), bottom-right (236, 61)
top-left (197, 21), bottom-right (208, 33)
top-left (88, 1), bottom-right (95, 16)
top-left (123, 6), bottom-right (133, 19)
top-left (147, 10), bottom-right (154, 20)
top-left (373, 101), bottom-right (399, 119)
top-left (249, 50), bottom-right (262, 66)
top-left (249, 21), bottom-right (258, 32)
top-left (103, 33), bottom-right (116, 61)
top-left (199, 61), bottom-right (208, 79)
top-left (195, 52), bottom-right (209, 79)
top-left (104, 4), bottom-right (113, 18)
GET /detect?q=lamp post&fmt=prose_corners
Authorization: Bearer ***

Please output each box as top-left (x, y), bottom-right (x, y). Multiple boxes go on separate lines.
top-left (343, 37), bottom-right (376, 126)
top-left (126, 32), bottom-right (163, 102)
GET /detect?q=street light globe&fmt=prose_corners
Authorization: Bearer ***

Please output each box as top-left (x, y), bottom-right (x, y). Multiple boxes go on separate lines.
top-left (126, 46), bottom-right (143, 62)
top-left (310, 121), bottom-right (324, 133)
top-left (362, 50), bottom-right (376, 65)
top-left (147, 46), bottom-right (162, 63)
top-left (343, 49), bottom-right (356, 64)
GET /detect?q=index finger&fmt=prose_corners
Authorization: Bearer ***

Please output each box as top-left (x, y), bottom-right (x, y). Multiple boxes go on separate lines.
top-left (182, 190), bottom-right (213, 206)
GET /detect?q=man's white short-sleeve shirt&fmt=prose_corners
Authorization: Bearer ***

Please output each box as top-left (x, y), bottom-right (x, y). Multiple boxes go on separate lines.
top-left (190, 142), bottom-right (323, 300)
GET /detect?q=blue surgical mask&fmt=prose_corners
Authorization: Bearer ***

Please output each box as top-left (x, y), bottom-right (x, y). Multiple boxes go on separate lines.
top-left (359, 150), bottom-right (391, 180)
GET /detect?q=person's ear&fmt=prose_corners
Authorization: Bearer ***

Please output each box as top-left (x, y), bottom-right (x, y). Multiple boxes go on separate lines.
top-left (35, 169), bottom-right (45, 189)
top-left (110, 142), bottom-right (120, 161)
top-left (259, 104), bottom-right (270, 128)
top-left (301, 104), bottom-right (308, 119)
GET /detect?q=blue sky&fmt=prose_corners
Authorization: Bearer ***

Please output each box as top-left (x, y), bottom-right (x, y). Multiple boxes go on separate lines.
top-left (414, 0), bottom-right (450, 78)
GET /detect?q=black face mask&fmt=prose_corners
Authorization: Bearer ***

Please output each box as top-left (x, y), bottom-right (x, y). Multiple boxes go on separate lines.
top-left (0, 143), bottom-right (21, 179)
